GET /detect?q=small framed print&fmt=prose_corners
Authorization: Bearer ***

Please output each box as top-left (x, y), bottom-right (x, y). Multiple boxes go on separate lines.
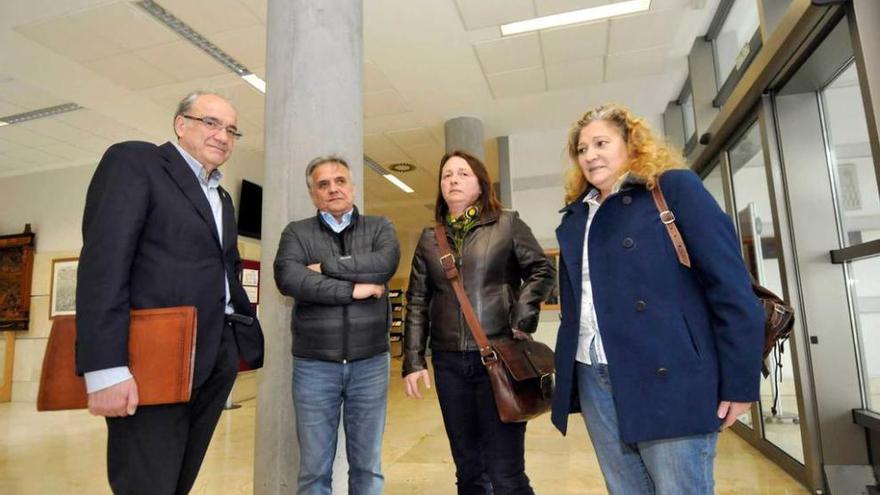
top-left (242, 268), bottom-right (259, 287)
top-left (49, 258), bottom-right (79, 319)
top-left (244, 285), bottom-right (259, 304)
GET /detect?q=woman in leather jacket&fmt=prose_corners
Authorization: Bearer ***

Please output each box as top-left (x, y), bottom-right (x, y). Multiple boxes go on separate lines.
top-left (402, 150), bottom-right (555, 495)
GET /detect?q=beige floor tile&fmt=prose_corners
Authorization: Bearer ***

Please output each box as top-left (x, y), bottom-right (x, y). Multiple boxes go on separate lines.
top-left (0, 357), bottom-right (811, 494)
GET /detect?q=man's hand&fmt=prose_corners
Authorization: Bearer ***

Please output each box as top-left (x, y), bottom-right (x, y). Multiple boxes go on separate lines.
top-left (512, 328), bottom-right (532, 340)
top-left (88, 378), bottom-right (139, 417)
top-left (353, 283), bottom-right (384, 299)
top-left (717, 400), bottom-right (752, 429)
top-left (307, 263), bottom-right (322, 273)
top-left (403, 370), bottom-right (432, 399)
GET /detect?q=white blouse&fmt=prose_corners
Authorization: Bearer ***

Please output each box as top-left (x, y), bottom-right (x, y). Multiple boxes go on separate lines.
top-left (577, 188), bottom-right (609, 365)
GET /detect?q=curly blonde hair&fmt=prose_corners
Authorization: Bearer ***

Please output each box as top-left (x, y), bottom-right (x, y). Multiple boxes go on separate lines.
top-left (563, 103), bottom-right (685, 204)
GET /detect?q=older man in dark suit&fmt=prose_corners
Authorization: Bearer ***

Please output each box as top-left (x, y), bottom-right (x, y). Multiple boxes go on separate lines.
top-left (76, 91), bottom-right (262, 495)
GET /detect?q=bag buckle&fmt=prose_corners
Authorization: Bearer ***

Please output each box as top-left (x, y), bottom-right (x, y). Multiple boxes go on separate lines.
top-left (659, 210), bottom-right (676, 224)
top-left (439, 253), bottom-right (455, 268)
top-left (480, 349), bottom-right (498, 365)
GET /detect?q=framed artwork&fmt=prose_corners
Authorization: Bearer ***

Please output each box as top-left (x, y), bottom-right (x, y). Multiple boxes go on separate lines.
top-left (542, 248), bottom-right (560, 310)
top-left (49, 258), bottom-right (79, 319)
top-left (240, 259), bottom-right (260, 306)
top-left (0, 227), bottom-right (36, 330)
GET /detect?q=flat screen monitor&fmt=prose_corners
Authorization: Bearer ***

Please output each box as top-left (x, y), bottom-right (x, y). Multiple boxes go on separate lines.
top-left (237, 179), bottom-right (262, 239)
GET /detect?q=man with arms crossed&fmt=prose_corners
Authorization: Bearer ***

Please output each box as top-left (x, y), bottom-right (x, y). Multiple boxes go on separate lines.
top-left (76, 91), bottom-right (262, 494)
top-left (274, 156), bottom-right (400, 495)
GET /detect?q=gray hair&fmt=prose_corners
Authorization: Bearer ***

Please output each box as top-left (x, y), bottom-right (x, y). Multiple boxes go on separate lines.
top-left (173, 91), bottom-right (235, 136)
top-left (306, 155), bottom-right (351, 190)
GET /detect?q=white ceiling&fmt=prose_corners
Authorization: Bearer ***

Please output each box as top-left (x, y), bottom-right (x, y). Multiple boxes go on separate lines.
top-left (0, 0), bottom-right (719, 235)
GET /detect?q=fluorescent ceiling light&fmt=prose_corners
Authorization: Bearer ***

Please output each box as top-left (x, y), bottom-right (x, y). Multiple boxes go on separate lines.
top-left (365, 156), bottom-right (416, 194)
top-left (383, 174), bottom-right (415, 193)
top-left (0, 103), bottom-right (82, 125)
top-left (242, 73), bottom-right (266, 93)
top-left (137, 1), bottom-right (264, 94)
top-left (500, 0), bottom-right (651, 36)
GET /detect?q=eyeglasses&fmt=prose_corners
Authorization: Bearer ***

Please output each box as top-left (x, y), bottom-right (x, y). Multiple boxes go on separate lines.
top-left (182, 115), bottom-right (243, 140)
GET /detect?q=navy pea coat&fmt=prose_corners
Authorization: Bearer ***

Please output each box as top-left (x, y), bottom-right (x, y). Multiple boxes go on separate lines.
top-left (550, 169), bottom-right (764, 443)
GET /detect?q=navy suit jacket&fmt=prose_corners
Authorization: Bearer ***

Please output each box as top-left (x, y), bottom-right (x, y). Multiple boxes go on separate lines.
top-left (76, 141), bottom-right (260, 388)
top-left (551, 169), bottom-right (764, 443)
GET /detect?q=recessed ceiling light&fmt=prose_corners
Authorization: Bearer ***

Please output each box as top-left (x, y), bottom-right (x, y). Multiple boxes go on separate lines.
top-left (389, 162), bottom-right (416, 173)
top-left (500, 0), bottom-right (652, 36)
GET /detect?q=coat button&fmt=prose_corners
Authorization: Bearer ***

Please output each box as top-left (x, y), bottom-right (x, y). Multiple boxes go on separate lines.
top-left (622, 195), bottom-right (632, 205)
top-left (635, 300), bottom-right (647, 311)
top-left (622, 237), bottom-right (634, 248)
top-left (657, 367), bottom-right (668, 377)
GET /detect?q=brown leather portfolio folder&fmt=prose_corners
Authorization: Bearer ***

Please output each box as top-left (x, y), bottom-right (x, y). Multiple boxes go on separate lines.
top-left (37, 306), bottom-right (197, 411)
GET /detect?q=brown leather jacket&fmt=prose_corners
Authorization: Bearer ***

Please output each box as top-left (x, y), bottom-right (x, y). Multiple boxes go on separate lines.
top-left (403, 210), bottom-right (555, 376)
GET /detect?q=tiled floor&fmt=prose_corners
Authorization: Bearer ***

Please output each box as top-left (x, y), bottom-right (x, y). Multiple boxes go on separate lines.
top-left (0, 357), bottom-right (810, 494)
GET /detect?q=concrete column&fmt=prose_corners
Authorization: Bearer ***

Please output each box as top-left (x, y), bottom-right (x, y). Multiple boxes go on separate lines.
top-left (256, 1), bottom-right (363, 494)
top-left (444, 116), bottom-right (485, 162)
top-left (497, 136), bottom-right (512, 208)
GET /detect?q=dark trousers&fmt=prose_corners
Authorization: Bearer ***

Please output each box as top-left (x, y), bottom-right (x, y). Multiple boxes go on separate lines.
top-left (105, 325), bottom-right (239, 495)
top-left (432, 351), bottom-right (534, 495)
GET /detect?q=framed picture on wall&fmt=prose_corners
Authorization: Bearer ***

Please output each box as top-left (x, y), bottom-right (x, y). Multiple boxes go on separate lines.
top-left (49, 258), bottom-right (79, 319)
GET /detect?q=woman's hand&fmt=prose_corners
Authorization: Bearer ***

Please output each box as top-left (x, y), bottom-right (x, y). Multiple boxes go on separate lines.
top-left (403, 370), bottom-right (432, 399)
top-left (717, 401), bottom-right (752, 429)
top-left (512, 328), bottom-right (532, 341)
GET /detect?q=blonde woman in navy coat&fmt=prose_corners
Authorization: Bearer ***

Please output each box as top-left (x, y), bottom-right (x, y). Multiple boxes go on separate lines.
top-left (551, 104), bottom-right (764, 494)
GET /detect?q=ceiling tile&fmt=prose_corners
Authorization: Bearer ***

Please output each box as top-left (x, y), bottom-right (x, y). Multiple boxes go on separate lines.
top-left (156, 0), bottom-right (262, 37)
top-left (608, 9), bottom-right (682, 54)
top-left (212, 25), bottom-right (267, 69)
top-left (16, 118), bottom-right (100, 146)
top-left (546, 57), bottom-right (604, 89)
top-left (83, 53), bottom-right (177, 90)
top-left (14, 16), bottom-right (125, 63)
top-left (455, 0), bottom-right (535, 30)
top-left (365, 90), bottom-right (411, 118)
top-left (487, 67), bottom-right (546, 98)
top-left (0, 125), bottom-right (59, 148)
top-left (365, 134), bottom-right (411, 165)
top-left (605, 46), bottom-right (669, 81)
top-left (238, 0), bottom-right (268, 24)
top-left (474, 33), bottom-right (542, 75)
top-left (66, 3), bottom-right (180, 52)
top-left (535, 0), bottom-right (616, 16)
top-left (0, 78), bottom-right (66, 112)
top-left (364, 61), bottom-right (394, 93)
top-left (385, 127), bottom-right (439, 149)
top-left (135, 40), bottom-right (229, 82)
top-left (540, 21), bottom-right (607, 64)
top-left (3, 146), bottom-right (64, 166)
top-left (40, 142), bottom-right (98, 161)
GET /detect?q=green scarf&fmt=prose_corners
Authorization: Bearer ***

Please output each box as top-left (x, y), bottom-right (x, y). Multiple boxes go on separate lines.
top-left (446, 205), bottom-right (481, 256)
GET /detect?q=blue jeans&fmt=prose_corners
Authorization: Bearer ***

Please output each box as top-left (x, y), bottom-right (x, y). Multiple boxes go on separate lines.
top-left (432, 351), bottom-right (534, 495)
top-left (576, 345), bottom-right (718, 495)
top-left (292, 352), bottom-right (390, 495)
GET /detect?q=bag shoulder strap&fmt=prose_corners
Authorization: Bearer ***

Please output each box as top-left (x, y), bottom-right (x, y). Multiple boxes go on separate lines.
top-left (651, 179), bottom-right (692, 268)
top-left (433, 224), bottom-right (494, 356)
